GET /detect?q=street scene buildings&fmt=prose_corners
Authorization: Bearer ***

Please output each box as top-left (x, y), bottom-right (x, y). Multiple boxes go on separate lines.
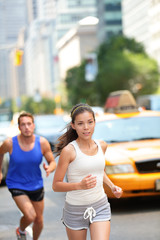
top-left (0, 0), bottom-right (160, 105)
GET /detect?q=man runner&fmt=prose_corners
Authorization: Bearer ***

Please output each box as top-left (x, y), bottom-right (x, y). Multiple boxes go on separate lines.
top-left (0, 112), bottom-right (56, 240)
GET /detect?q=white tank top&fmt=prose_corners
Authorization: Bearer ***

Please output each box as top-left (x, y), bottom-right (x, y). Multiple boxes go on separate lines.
top-left (66, 140), bottom-right (106, 205)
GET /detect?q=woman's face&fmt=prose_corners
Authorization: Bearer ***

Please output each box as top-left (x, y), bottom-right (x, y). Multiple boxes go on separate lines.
top-left (71, 111), bottom-right (95, 140)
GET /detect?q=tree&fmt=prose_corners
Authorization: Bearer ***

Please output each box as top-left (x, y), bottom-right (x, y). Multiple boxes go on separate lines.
top-left (96, 36), bottom-right (159, 103)
top-left (19, 97), bottom-right (56, 114)
top-left (66, 63), bottom-right (99, 106)
top-left (65, 36), bottom-right (159, 106)
top-left (126, 52), bottom-right (159, 96)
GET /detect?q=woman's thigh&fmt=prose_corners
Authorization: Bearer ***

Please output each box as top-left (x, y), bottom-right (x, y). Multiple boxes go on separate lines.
top-left (90, 221), bottom-right (110, 240)
top-left (66, 227), bottom-right (87, 240)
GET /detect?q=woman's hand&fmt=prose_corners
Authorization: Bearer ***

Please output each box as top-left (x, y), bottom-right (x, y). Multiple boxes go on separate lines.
top-left (111, 185), bottom-right (123, 198)
top-left (80, 175), bottom-right (97, 189)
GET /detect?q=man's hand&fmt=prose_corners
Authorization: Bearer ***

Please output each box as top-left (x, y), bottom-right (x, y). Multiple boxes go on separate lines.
top-left (43, 163), bottom-right (51, 177)
top-left (0, 153), bottom-right (5, 184)
top-left (0, 171), bottom-right (3, 184)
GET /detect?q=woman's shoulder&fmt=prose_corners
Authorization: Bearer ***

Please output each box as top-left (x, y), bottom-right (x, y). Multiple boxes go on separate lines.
top-left (61, 142), bottom-right (76, 162)
top-left (96, 139), bottom-right (107, 154)
top-left (64, 142), bottom-right (75, 152)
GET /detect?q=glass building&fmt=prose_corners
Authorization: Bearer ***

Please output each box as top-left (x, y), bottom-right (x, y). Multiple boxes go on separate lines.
top-left (97, 0), bottom-right (122, 43)
top-left (0, 0), bottom-right (27, 99)
top-left (56, 0), bottom-right (97, 40)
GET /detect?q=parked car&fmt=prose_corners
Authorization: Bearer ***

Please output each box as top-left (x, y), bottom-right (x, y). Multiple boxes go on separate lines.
top-left (0, 109), bottom-right (14, 185)
top-left (137, 94), bottom-right (160, 111)
top-left (93, 90), bottom-right (160, 198)
top-left (0, 108), bottom-right (19, 138)
top-left (34, 114), bottom-right (69, 151)
top-left (91, 106), bottom-right (104, 116)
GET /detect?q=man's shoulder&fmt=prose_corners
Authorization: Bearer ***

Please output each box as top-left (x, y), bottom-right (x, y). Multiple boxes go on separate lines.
top-left (0, 137), bottom-right (13, 153)
top-left (39, 136), bottom-right (50, 151)
top-left (38, 135), bottom-right (47, 143)
top-left (5, 137), bottom-right (13, 145)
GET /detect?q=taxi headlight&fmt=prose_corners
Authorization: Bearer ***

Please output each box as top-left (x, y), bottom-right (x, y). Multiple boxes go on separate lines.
top-left (105, 164), bottom-right (134, 174)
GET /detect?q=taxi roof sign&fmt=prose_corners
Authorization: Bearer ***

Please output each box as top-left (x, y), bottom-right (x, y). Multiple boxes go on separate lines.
top-left (105, 90), bottom-right (139, 113)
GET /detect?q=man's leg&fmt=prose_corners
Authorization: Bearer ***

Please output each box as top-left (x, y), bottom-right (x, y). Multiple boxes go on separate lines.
top-left (14, 195), bottom-right (37, 231)
top-left (31, 199), bottom-right (44, 240)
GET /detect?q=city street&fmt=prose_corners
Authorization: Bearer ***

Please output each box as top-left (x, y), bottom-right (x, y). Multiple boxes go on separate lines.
top-left (1, 1), bottom-right (160, 239)
top-left (1, 170), bottom-right (160, 240)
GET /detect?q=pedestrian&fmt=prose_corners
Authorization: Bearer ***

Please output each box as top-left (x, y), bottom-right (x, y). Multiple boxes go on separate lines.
top-left (0, 111), bottom-right (56, 240)
top-left (52, 103), bottom-right (123, 240)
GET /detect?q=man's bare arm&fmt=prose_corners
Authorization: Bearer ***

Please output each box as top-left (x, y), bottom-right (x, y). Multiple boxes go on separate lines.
top-left (40, 137), bottom-right (56, 177)
top-left (0, 138), bottom-right (12, 183)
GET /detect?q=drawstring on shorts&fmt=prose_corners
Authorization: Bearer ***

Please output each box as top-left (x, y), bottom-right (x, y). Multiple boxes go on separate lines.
top-left (83, 207), bottom-right (96, 223)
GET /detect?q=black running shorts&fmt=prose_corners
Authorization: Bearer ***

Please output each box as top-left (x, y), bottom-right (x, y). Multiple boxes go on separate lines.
top-left (9, 187), bottom-right (44, 201)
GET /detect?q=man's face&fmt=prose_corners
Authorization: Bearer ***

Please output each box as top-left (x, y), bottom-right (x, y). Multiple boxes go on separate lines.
top-left (18, 116), bottom-right (35, 137)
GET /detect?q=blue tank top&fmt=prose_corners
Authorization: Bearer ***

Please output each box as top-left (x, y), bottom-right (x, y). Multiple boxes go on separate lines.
top-left (6, 135), bottom-right (43, 191)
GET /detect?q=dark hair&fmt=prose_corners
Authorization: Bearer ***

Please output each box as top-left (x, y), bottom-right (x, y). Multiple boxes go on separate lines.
top-left (18, 111), bottom-right (34, 126)
top-left (54, 103), bottom-right (95, 156)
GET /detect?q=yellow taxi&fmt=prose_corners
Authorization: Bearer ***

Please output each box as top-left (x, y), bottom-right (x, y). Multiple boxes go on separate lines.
top-left (94, 90), bottom-right (160, 198)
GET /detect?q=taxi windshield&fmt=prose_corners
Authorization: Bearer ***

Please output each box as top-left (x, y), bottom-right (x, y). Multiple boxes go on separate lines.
top-left (93, 116), bottom-right (160, 143)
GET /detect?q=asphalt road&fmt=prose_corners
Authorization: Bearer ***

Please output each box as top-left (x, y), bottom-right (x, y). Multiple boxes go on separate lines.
top-left (1, 171), bottom-right (160, 240)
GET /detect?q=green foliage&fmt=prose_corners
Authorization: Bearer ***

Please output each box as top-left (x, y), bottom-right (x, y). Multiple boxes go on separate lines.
top-left (19, 97), bottom-right (56, 114)
top-left (96, 50), bottom-right (134, 103)
top-left (126, 52), bottom-right (159, 97)
top-left (105, 35), bottom-right (145, 54)
top-left (66, 63), bottom-right (99, 106)
top-left (65, 35), bottom-right (159, 106)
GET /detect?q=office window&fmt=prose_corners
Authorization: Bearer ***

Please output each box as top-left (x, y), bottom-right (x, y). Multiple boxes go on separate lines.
top-left (105, 2), bottom-right (121, 11)
top-left (106, 19), bottom-right (122, 25)
top-left (68, 0), bottom-right (96, 7)
top-left (59, 13), bottom-right (90, 24)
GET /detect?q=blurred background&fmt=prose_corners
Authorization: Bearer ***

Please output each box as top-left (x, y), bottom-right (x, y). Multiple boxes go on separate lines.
top-left (0, 0), bottom-right (160, 117)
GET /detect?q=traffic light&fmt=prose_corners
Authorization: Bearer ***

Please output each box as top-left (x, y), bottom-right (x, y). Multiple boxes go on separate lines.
top-left (54, 94), bottom-right (61, 103)
top-left (14, 49), bottom-right (23, 66)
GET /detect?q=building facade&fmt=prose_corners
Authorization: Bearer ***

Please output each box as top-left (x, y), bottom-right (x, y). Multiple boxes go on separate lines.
top-left (148, 0), bottom-right (160, 67)
top-left (57, 16), bottom-right (99, 81)
top-left (25, 20), bottom-right (56, 98)
top-left (0, 0), bottom-right (27, 45)
top-left (122, 0), bottom-right (150, 53)
top-left (122, 0), bottom-right (160, 67)
top-left (0, 0), bottom-right (27, 100)
top-left (0, 0), bottom-right (98, 101)
top-left (55, 0), bottom-right (97, 40)
top-left (97, 0), bottom-right (123, 43)
top-left (25, 0), bottom-right (58, 98)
